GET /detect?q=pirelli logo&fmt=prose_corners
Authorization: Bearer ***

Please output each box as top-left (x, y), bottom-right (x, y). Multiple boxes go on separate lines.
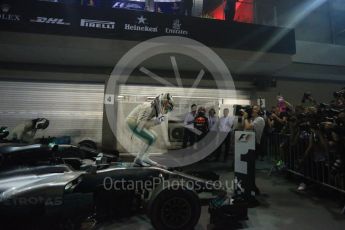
top-left (80, 19), bottom-right (115, 30)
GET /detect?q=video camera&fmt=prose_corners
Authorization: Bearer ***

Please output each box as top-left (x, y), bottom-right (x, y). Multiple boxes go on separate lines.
top-left (333, 87), bottom-right (345, 98)
top-left (234, 105), bottom-right (253, 119)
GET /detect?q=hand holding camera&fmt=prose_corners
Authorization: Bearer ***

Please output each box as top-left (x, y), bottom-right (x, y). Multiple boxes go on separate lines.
top-left (271, 113), bottom-right (278, 120)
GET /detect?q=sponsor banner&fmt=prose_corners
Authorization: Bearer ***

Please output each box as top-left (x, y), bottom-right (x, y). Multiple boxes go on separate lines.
top-left (30, 16), bottom-right (70, 25)
top-left (124, 15), bottom-right (158, 33)
top-left (0, 0), bottom-right (296, 54)
top-left (164, 19), bottom-right (188, 35)
top-left (0, 3), bottom-right (21, 22)
top-left (80, 18), bottom-right (116, 30)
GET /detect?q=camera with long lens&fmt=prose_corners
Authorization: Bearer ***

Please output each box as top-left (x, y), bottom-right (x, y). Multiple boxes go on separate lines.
top-left (333, 87), bottom-right (345, 98)
top-left (234, 105), bottom-right (253, 119)
top-left (296, 102), bottom-right (344, 132)
top-left (296, 111), bottom-right (319, 131)
top-left (331, 158), bottom-right (344, 175)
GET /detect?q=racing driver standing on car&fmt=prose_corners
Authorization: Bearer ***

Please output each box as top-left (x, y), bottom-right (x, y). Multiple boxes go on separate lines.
top-left (126, 93), bottom-right (174, 168)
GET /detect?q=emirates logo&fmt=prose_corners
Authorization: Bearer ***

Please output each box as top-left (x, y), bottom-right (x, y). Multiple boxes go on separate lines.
top-left (1, 4), bottom-right (10, 13)
top-left (172, 19), bottom-right (181, 30)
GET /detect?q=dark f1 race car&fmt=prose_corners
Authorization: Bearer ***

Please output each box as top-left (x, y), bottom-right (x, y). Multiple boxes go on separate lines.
top-left (0, 144), bottom-right (248, 230)
top-left (0, 165), bottom-right (93, 229)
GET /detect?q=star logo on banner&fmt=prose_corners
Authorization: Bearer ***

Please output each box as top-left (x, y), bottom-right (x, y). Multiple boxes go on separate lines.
top-left (137, 16), bottom-right (147, 25)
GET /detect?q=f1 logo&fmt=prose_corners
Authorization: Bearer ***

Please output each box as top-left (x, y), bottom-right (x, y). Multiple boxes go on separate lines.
top-left (238, 133), bottom-right (250, 142)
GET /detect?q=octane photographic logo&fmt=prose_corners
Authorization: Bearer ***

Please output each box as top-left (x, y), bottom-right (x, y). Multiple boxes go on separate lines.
top-left (104, 36), bottom-right (236, 168)
top-left (103, 176), bottom-right (229, 192)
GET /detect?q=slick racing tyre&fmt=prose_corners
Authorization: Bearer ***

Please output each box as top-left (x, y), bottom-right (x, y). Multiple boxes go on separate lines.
top-left (147, 181), bottom-right (201, 230)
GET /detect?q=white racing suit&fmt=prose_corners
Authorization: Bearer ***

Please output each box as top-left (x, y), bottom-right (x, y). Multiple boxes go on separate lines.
top-left (7, 120), bottom-right (37, 143)
top-left (126, 100), bottom-right (166, 167)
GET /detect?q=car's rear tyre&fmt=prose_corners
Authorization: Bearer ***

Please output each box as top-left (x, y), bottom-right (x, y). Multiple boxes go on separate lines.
top-left (148, 185), bottom-right (201, 230)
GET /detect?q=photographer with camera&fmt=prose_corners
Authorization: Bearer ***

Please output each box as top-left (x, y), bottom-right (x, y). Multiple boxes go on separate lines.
top-left (297, 115), bottom-right (329, 191)
top-left (267, 106), bottom-right (288, 134)
top-left (301, 92), bottom-right (317, 108)
top-left (333, 88), bottom-right (345, 107)
top-left (328, 112), bottom-right (345, 176)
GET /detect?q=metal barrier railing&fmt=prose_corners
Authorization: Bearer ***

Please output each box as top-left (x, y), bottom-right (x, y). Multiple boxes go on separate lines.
top-left (264, 132), bottom-right (345, 214)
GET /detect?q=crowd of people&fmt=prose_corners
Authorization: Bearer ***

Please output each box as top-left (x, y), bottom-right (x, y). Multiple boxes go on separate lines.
top-left (182, 103), bottom-right (265, 163)
top-left (182, 87), bottom-right (345, 192)
top-left (263, 89), bottom-right (345, 191)
top-left (182, 104), bottom-right (236, 162)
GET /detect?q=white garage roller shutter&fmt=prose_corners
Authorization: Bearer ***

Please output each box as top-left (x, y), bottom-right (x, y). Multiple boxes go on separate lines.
top-left (0, 81), bottom-right (104, 144)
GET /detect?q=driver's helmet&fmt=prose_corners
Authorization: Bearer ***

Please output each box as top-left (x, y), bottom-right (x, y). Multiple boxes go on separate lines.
top-left (0, 126), bottom-right (9, 139)
top-left (160, 93), bottom-right (174, 113)
top-left (34, 118), bottom-right (50, 130)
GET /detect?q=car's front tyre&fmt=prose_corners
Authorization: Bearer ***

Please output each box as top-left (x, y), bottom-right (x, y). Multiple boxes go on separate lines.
top-left (148, 183), bottom-right (201, 230)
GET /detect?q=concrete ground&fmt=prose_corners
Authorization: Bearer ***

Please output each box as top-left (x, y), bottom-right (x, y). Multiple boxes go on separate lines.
top-left (94, 161), bottom-right (345, 230)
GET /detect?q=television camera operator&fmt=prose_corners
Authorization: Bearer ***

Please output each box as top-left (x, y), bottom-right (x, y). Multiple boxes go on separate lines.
top-left (242, 105), bottom-right (265, 160)
top-left (241, 105), bottom-right (265, 195)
